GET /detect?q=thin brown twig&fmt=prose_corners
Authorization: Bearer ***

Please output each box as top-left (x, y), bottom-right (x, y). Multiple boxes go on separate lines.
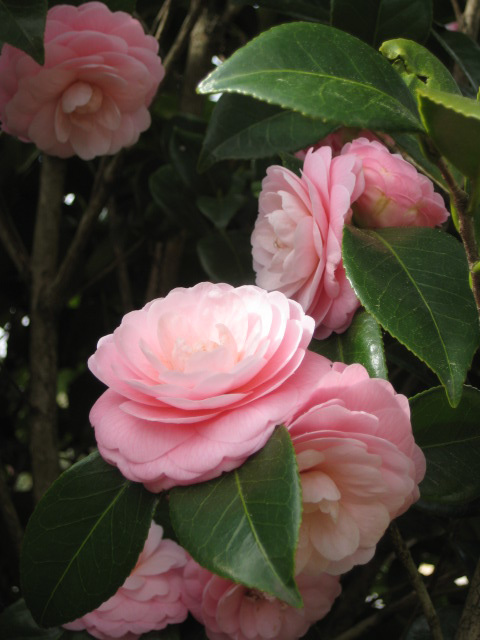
top-left (456, 556), bottom-right (480, 640)
top-left (163, 0), bottom-right (203, 74)
top-left (51, 153), bottom-right (122, 305)
top-left (0, 200), bottom-right (30, 283)
top-left (389, 523), bottom-right (444, 640)
top-left (153, 0), bottom-right (173, 40)
top-left (450, 0), bottom-right (463, 23)
top-left (108, 198), bottom-right (134, 313)
top-left (460, 0), bottom-right (480, 39)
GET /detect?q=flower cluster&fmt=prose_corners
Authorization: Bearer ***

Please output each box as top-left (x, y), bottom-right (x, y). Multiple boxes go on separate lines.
top-left (251, 131), bottom-right (449, 337)
top-left (81, 282), bottom-right (426, 640)
top-left (0, 2), bottom-right (164, 159)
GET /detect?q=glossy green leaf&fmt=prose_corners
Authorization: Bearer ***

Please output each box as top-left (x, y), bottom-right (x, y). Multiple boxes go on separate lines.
top-left (199, 94), bottom-right (335, 170)
top-left (197, 230), bottom-right (255, 286)
top-left (310, 309), bottom-right (387, 379)
top-left (21, 452), bottom-right (157, 627)
top-left (331, 0), bottom-right (432, 46)
top-left (411, 386), bottom-right (480, 505)
top-left (0, 0), bottom-right (47, 64)
top-left (198, 23), bottom-right (422, 133)
top-left (231, 0), bottom-right (330, 21)
top-left (169, 427), bottom-right (303, 608)
top-left (342, 226), bottom-right (480, 406)
top-left (433, 27), bottom-right (480, 94)
top-left (380, 38), bottom-right (459, 95)
top-left (417, 87), bottom-right (480, 179)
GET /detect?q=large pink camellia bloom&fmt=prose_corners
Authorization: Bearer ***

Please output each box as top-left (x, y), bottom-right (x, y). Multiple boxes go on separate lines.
top-left (183, 558), bottom-right (341, 640)
top-left (251, 146), bottom-right (364, 339)
top-left (0, 2), bottom-right (164, 159)
top-left (63, 524), bottom-right (188, 640)
top-left (286, 356), bottom-right (426, 576)
top-left (88, 282), bottom-right (315, 491)
top-left (341, 138), bottom-right (449, 228)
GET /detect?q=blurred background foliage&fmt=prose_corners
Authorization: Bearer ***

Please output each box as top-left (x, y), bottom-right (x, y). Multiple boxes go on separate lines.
top-left (1, 1), bottom-right (480, 638)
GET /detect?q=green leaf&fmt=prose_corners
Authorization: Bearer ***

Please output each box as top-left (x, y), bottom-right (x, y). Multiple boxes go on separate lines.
top-left (198, 23), bottom-right (423, 133)
top-left (391, 132), bottom-right (460, 192)
top-left (231, 0), bottom-right (330, 21)
top-left (149, 165), bottom-right (207, 235)
top-left (199, 94), bottom-right (336, 170)
top-left (342, 226), bottom-right (480, 406)
top-left (375, 0), bottom-right (432, 44)
top-left (196, 191), bottom-right (246, 230)
top-left (411, 386), bottom-right (480, 505)
top-left (310, 309), bottom-right (388, 379)
top-left (417, 87), bottom-right (480, 179)
top-left (169, 426), bottom-right (303, 608)
top-left (21, 451), bottom-right (157, 627)
top-left (331, 0), bottom-right (432, 47)
top-left (380, 38), bottom-right (460, 95)
top-left (433, 27), bottom-right (480, 94)
top-left (197, 230), bottom-right (255, 285)
top-left (278, 151), bottom-right (304, 176)
top-left (0, 0), bottom-right (47, 64)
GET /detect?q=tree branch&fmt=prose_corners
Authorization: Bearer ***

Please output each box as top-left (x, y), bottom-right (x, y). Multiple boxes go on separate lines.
top-left (29, 155), bottom-right (66, 502)
top-left (163, 0), bottom-right (203, 74)
top-left (456, 556), bottom-right (480, 640)
top-left (461, 0), bottom-right (480, 39)
top-left (389, 523), bottom-right (444, 640)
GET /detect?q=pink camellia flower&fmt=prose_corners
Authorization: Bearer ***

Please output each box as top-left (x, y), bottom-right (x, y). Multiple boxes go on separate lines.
top-left (0, 2), bottom-right (164, 159)
top-left (251, 146), bottom-right (365, 339)
top-left (63, 524), bottom-right (188, 640)
top-left (88, 282), bottom-right (315, 491)
top-left (286, 356), bottom-right (426, 576)
top-left (341, 138), bottom-right (449, 228)
top-left (182, 557), bottom-right (341, 640)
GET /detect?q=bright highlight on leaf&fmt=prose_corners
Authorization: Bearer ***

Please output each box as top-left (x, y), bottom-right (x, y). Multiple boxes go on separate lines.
top-left (198, 22), bottom-right (423, 133)
top-left (169, 426), bottom-right (303, 608)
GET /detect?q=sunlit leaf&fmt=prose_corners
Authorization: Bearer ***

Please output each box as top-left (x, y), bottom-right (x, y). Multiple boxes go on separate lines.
top-left (198, 23), bottom-right (422, 133)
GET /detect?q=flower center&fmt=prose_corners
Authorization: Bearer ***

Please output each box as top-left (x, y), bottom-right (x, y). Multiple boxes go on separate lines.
top-left (171, 337), bottom-right (221, 371)
top-left (62, 82), bottom-right (103, 116)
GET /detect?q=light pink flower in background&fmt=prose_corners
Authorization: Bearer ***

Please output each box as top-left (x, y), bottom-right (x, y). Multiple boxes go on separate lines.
top-left (63, 524), bottom-right (188, 639)
top-left (0, 2), bottom-right (164, 159)
top-left (285, 355), bottom-right (426, 576)
top-left (341, 138), bottom-right (449, 228)
top-left (251, 146), bottom-right (364, 339)
top-left (89, 282), bottom-right (315, 491)
top-left (182, 557), bottom-right (341, 640)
